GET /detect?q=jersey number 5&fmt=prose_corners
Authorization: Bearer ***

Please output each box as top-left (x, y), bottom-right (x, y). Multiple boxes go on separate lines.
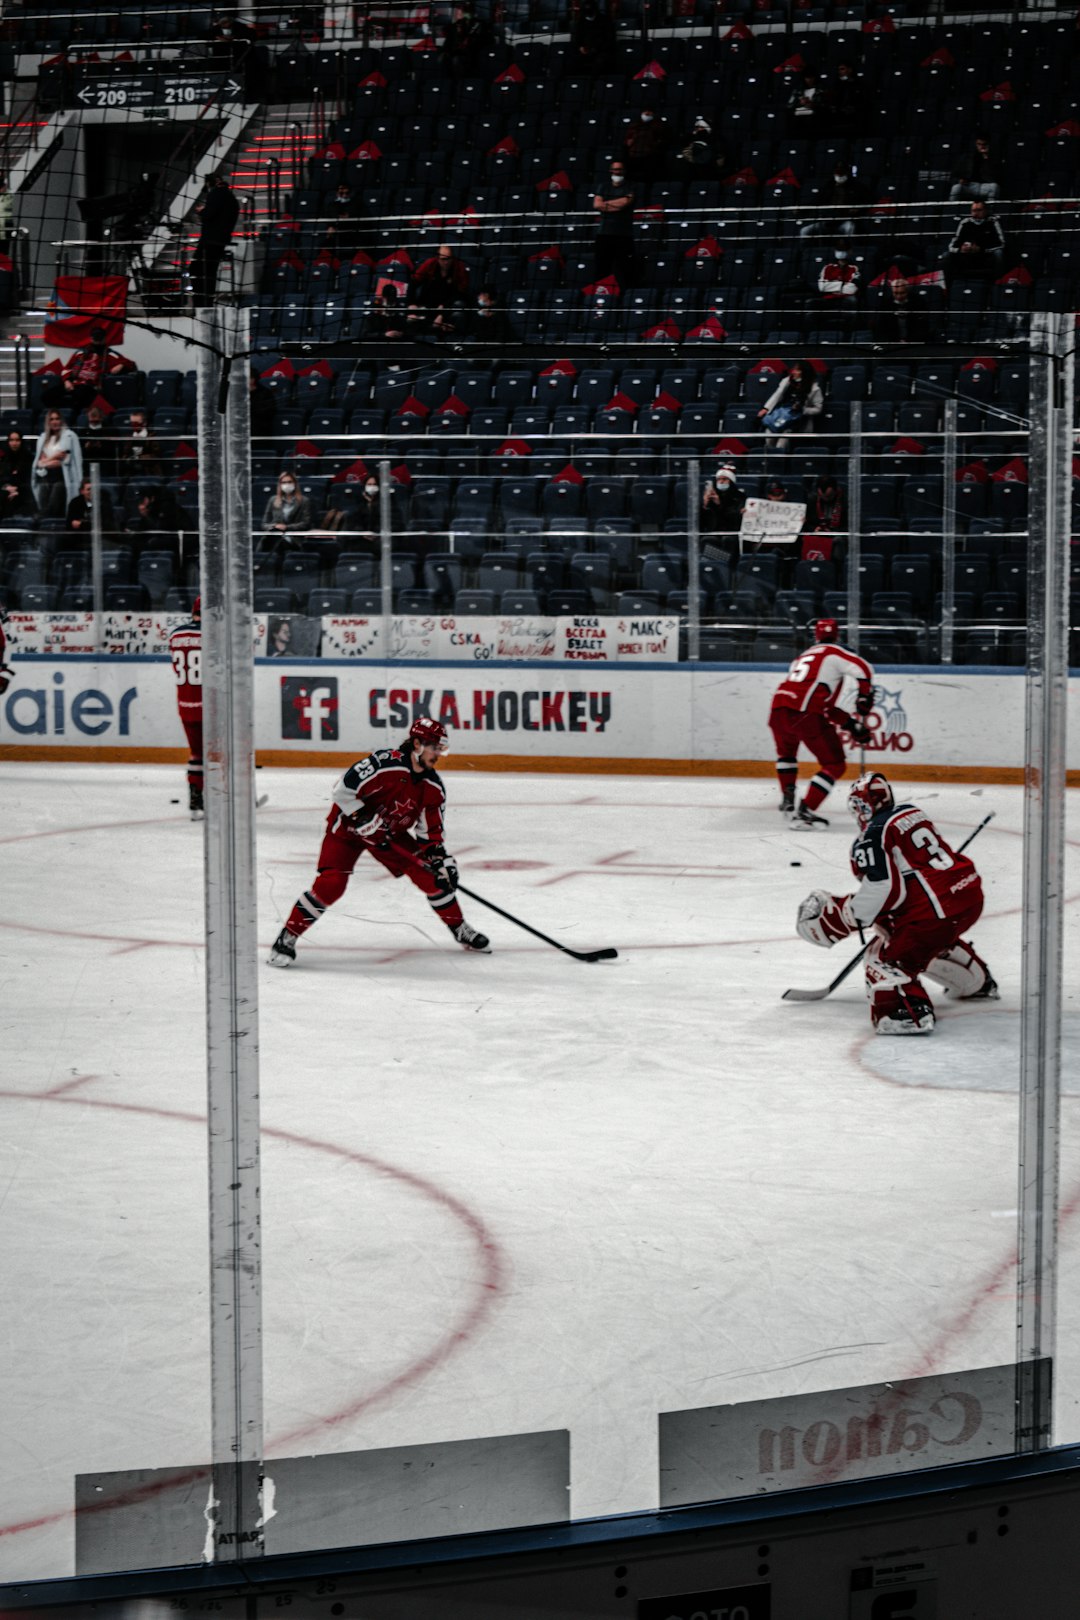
top-left (172, 647), bottom-right (201, 685)
top-left (911, 826), bottom-right (953, 870)
top-left (787, 652), bottom-right (816, 682)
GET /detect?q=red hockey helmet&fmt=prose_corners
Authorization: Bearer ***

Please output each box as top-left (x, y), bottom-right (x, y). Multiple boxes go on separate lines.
top-left (848, 771), bottom-right (893, 830)
top-left (814, 617), bottom-right (839, 643)
top-left (409, 715), bottom-right (448, 754)
top-left (192, 596), bottom-right (201, 619)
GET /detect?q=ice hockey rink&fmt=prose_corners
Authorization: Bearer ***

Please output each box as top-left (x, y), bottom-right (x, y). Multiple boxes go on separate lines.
top-left (2, 761), bottom-right (1080, 1581)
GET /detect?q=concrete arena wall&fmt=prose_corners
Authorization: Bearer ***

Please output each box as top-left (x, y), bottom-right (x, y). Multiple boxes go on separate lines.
top-left (1, 657), bottom-right (1077, 782)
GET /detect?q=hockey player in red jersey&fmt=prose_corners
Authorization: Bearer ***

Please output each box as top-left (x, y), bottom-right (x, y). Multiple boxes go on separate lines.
top-left (0, 599), bottom-right (13, 695)
top-left (168, 597), bottom-right (203, 819)
top-left (795, 771), bottom-right (998, 1035)
top-left (269, 716), bottom-right (490, 965)
top-left (769, 618), bottom-right (875, 827)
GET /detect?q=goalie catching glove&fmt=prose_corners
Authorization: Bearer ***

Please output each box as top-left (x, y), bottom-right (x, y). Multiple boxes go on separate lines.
top-left (796, 889), bottom-right (858, 949)
top-left (423, 844), bottom-right (459, 891)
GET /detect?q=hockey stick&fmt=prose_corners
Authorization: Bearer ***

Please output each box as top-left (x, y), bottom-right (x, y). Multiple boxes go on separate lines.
top-left (781, 811), bottom-right (995, 1003)
top-left (455, 880), bottom-right (618, 963)
top-left (388, 843), bottom-right (619, 962)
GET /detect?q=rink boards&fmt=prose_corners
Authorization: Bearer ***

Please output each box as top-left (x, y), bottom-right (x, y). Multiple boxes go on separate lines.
top-left (1, 655), bottom-right (1077, 780)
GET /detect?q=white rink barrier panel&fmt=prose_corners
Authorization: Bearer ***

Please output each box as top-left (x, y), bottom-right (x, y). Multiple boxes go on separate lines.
top-left (2, 656), bottom-right (1079, 782)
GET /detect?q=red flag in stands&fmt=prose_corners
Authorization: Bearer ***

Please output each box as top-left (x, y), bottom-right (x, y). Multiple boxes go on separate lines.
top-left (44, 274), bottom-right (127, 346)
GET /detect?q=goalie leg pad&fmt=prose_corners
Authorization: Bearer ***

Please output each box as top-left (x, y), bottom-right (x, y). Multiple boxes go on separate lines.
top-left (924, 940), bottom-right (998, 999)
top-left (865, 939), bottom-right (935, 1033)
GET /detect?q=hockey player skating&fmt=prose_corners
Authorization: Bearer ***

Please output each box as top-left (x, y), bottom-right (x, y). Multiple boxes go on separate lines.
top-left (269, 716), bottom-right (490, 965)
top-left (795, 771), bottom-right (998, 1035)
top-left (168, 596), bottom-right (204, 819)
top-left (768, 618), bottom-right (874, 827)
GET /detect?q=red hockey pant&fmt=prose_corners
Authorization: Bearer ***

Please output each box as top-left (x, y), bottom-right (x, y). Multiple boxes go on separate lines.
top-left (769, 707), bottom-right (847, 809)
top-left (286, 822), bottom-right (464, 938)
top-left (879, 885), bottom-right (985, 979)
top-left (179, 713), bottom-right (203, 790)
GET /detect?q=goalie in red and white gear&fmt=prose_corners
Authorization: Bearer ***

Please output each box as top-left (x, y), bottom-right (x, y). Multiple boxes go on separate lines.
top-left (768, 619), bottom-right (874, 828)
top-left (268, 716), bottom-right (491, 965)
top-left (795, 771), bottom-right (998, 1035)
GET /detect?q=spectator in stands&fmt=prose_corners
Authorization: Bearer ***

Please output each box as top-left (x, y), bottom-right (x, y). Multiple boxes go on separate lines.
top-left (950, 137), bottom-right (1002, 205)
top-left (261, 470), bottom-right (313, 558)
top-left (674, 115), bottom-right (726, 176)
top-left (81, 403), bottom-right (116, 475)
top-left (592, 159), bottom-right (635, 283)
top-left (468, 286), bottom-right (514, 348)
top-left (799, 165), bottom-right (868, 241)
top-left (367, 284), bottom-right (407, 342)
top-left (266, 617), bottom-right (293, 657)
top-left (828, 61), bottom-right (864, 136)
top-left (66, 476), bottom-right (115, 544)
top-left (623, 108), bottom-right (671, 183)
top-left (205, 11), bottom-right (262, 98)
top-left (571, 0), bottom-right (615, 74)
top-left (190, 172), bottom-right (240, 307)
top-left (441, 2), bottom-right (492, 75)
top-left (787, 70), bottom-right (827, 137)
top-left (817, 246), bottom-right (861, 304)
top-left (32, 409), bottom-right (82, 518)
top-left (124, 487), bottom-right (172, 546)
top-left (0, 428), bottom-right (34, 518)
top-left (874, 265), bottom-right (935, 345)
top-left (323, 182), bottom-right (364, 257)
top-left (810, 473), bottom-right (846, 532)
top-left (249, 372), bottom-right (277, 440)
top-left (943, 198), bottom-right (1005, 290)
top-left (700, 464), bottom-right (744, 550)
top-left (117, 411), bottom-right (164, 480)
top-left (40, 327), bottom-right (127, 414)
top-left (759, 361), bottom-right (823, 452)
top-left (353, 474), bottom-right (383, 544)
top-left (414, 245), bottom-right (470, 338)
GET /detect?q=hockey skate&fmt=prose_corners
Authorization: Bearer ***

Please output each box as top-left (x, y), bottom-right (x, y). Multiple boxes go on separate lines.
top-left (957, 973), bottom-right (999, 1001)
top-left (873, 988), bottom-right (936, 1036)
top-left (779, 785), bottom-right (795, 814)
top-left (791, 802), bottom-right (828, 828)
top-left (453, 922), bottom-right (491, 953)
top-left (268, 927), bottom-right (297, 966)
top-left (189, 786), bottom-right (205, 821)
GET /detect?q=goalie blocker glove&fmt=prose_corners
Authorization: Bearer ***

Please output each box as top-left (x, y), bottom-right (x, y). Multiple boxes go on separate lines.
top-left (796, 888), bottom-right (858, 948)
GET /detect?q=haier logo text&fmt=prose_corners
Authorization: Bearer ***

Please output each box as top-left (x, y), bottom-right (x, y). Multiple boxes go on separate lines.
top-left (2, 671), bottom-right (138, 736)
top-left (281, 676), bottom-right (340, 741)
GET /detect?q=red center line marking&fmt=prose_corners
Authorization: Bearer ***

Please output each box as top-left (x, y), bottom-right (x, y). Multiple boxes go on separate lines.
top-left (0, 1086), bottom-right (510, 1546)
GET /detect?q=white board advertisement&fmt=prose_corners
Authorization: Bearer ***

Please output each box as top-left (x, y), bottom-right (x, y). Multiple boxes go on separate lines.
top-left (3, 658), bottom-right (1078, 773)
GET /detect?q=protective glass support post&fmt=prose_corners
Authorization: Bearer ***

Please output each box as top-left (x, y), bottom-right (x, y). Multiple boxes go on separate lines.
top-left (379, 457), bottom-right (393, 659)
top-left (89, 460), bottom-right (103, 654)
top-left (941, 398), bottom-right (957, 666)
top-left (1015, 310), bottom-right (1071, 1455)
top-left (686, 458), bottom-right (700, 663)
top-left (845, 400), bottom-right (862, 654)
top-left (196, 306), bottom-right (265, 1557)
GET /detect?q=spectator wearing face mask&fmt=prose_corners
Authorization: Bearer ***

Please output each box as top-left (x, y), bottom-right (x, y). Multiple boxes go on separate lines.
top-left (799, 165), bottom-right (868, 241)
top-left (261, 470), bottom-right (313, 559)
top-left (623, 107), bottom-right (670, 183)
top-left (468, 285), bottom-right (513, 347)
top-left (117, 411), bottom-right (164, 480)
top-left (592, 159), bottom-right (636, 283)
top-left (674, 115), bottom-right (726, 175)
top-left (817, 246), bottom-right (861, 305)
top-left (81, 403), bottom-right (116, 475)
top-left (701, 464), bottom-right (744, 552)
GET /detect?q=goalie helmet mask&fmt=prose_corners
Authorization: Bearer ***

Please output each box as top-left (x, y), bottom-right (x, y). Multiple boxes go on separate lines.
top-left (848, 771), bottom-right (894, 830)
top-left (409, 715), bottom-right (449, 756)
top-left (814, 617), bottom-right (839, 644)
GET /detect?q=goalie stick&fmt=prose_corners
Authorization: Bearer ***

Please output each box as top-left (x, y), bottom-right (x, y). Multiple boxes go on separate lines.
top-left (781, 811), bottom-right (995, 1003)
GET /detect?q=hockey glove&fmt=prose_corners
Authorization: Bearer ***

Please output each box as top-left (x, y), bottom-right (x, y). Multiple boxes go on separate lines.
top-left (0, 669), bottom-right (10, 696)
top-left (854, 688), bottom-right (874, 718)
top-left (349, 808), bottom-right (386, 841)
top-left (847, 717), bottom-right (872, 745)
top-left (796, 889), bottom-right (857, 949)
top-left (424, 844), bottom-right (459, 891)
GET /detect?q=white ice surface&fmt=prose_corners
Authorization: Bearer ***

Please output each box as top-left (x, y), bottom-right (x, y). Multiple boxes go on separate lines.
top-left (2, 763), bottom-right (1079, 1580)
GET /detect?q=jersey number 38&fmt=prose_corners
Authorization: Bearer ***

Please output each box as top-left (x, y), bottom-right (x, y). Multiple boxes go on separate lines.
top-left (171, 647), bottom-right (201, 686)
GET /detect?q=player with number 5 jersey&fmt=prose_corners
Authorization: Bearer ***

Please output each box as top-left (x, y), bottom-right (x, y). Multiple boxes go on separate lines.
top-left (768, 618), bottom-right (875, 827)
top-left (168, 597), bottom-right (203, 819)
top-left (795, 771), bottom-right (998, 1035)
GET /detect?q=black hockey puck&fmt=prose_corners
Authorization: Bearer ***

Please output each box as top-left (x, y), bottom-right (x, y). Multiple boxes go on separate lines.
top-left (790, 860), bottom-right (802, 866)
top-left (170, 798), bottom-right (180, 804)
